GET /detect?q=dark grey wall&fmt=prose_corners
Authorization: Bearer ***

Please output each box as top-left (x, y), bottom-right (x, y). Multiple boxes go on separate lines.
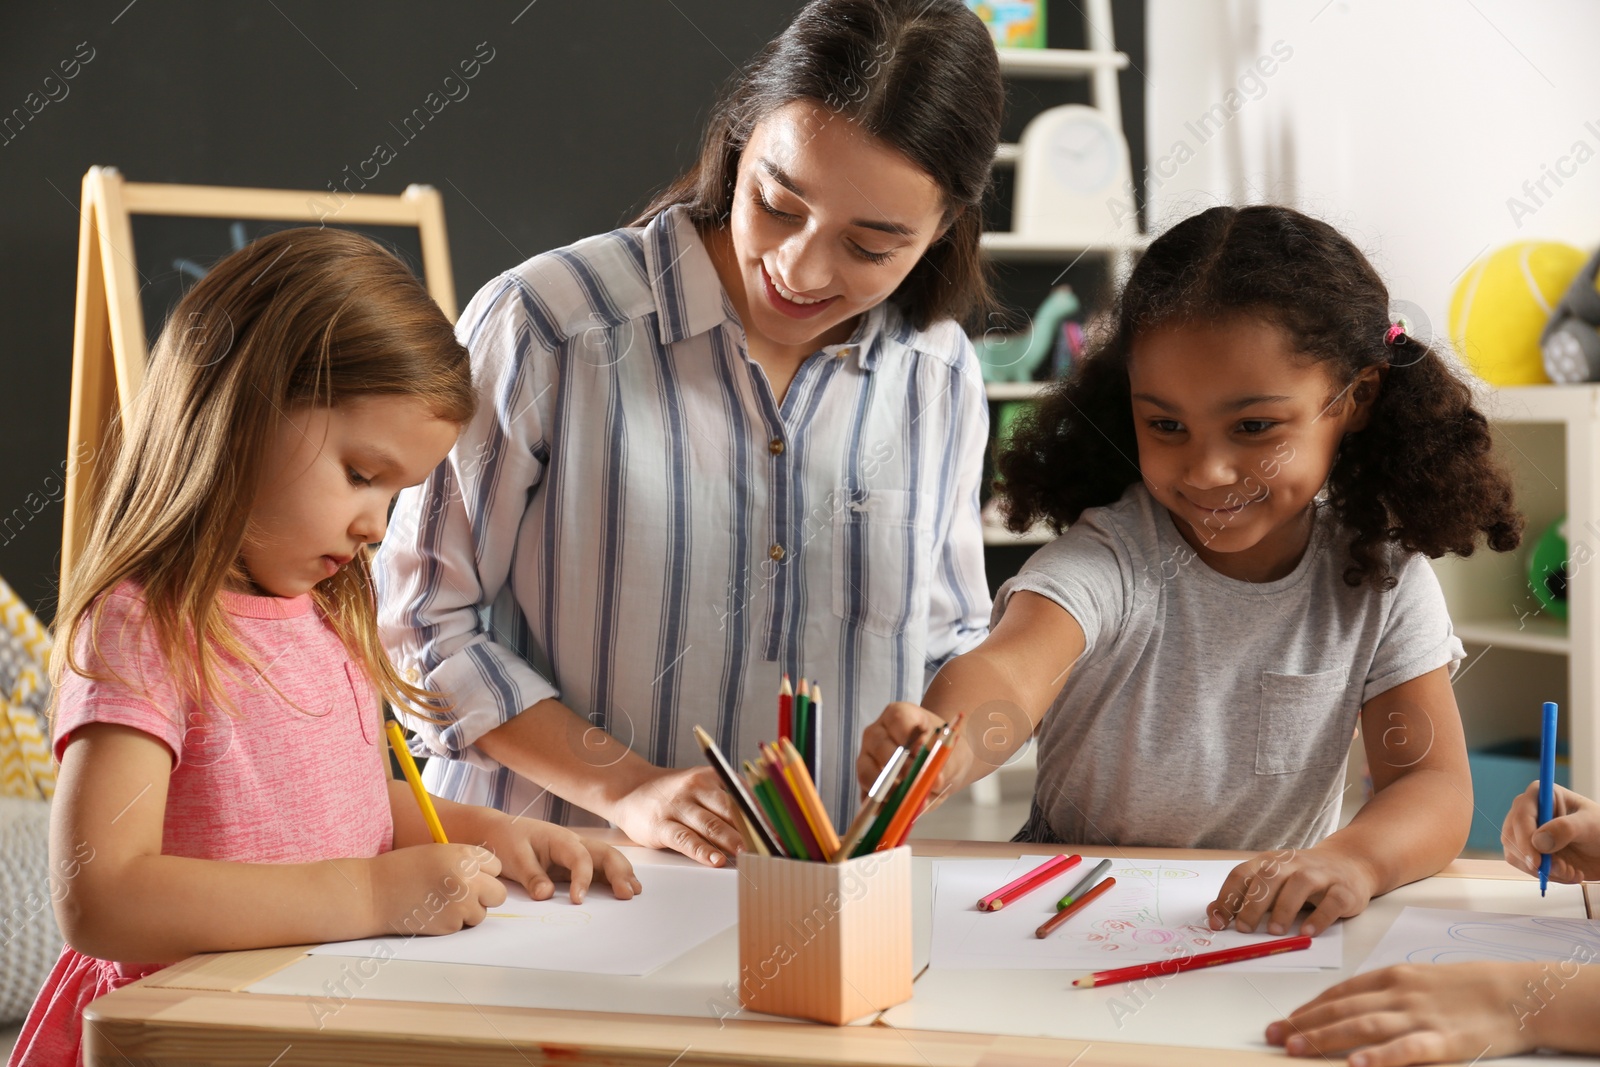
top-left (0, 1), bottom-right (1144, 621)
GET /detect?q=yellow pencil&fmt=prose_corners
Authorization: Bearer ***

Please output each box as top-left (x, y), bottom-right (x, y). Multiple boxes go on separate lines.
top-left (385, 719), bottom-right (448, 844)
top-left (777, 737), bottom-right (842, 858)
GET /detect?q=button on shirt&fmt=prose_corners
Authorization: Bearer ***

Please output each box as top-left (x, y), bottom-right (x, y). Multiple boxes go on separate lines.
top-left (375, 205), bottom-right (991, 828)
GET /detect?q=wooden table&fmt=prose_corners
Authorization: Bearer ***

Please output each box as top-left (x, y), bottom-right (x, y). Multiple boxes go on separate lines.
top-left (84, 838), bottom-right (1590, 1066)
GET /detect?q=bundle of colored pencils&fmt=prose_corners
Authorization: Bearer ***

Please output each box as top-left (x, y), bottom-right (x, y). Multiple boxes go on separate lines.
top-left (778, 674), bottom-right (823, 791)
top-left (693, 707), bottom-right (967, 863)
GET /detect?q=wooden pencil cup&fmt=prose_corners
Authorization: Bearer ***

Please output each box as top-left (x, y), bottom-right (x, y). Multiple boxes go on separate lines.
top-left (736, 847), bottom-right (913, 1025)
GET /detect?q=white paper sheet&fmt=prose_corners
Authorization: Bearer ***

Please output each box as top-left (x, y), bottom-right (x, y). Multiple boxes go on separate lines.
top-left (930, 855), bottom-right (1343, 972)
top-left (309, 853), bottom-right (737, 976)
top-left (1357, 906), bottom-right (1600, 973)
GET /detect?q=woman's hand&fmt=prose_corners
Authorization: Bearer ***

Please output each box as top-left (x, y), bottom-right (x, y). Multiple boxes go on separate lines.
top-left (1266, 962), bottom-right (1542, 1067)
top-left (1502, 781), bottom-right (1600, 884)
top-left (1207, 842), bottom-right (1378, 938)
top-left (609, 765), bottom-right (743, 868)
top-left (482, 816), bottom-right (642, 903)
top-left (368, 843), bottom-right (507, 936)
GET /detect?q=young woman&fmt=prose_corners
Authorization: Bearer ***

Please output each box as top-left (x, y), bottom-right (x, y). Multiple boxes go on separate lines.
top-left (375, 0), bottom-right (1004, 865)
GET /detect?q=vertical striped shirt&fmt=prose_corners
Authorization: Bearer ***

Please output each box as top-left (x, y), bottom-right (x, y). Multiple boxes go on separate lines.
top-left (375, 205), bottom-right (990, 829)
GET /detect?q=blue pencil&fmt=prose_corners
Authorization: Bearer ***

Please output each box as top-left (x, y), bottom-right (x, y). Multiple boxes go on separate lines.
top-left (1539, 701), bottom-right (1558, 897)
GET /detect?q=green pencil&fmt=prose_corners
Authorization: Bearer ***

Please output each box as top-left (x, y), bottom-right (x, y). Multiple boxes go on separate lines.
top-left (851, 733), bottom-right (932, 857)
top-left (1056, 858), bottom-right (1113, 910)
top-left (792, 679), bottom-right (811, 767)
top-left (744, 761), bottom-right (793, 858)
top-left (751, 765), bottom-right (806, 859)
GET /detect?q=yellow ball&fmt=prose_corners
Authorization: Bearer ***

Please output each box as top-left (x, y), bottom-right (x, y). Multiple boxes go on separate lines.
top-left (1449, 241), bottom-right (1587, 385)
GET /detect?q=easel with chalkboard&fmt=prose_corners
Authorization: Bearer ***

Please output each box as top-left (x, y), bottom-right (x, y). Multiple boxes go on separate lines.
top-left (62, 165), bottom-right (458, 586)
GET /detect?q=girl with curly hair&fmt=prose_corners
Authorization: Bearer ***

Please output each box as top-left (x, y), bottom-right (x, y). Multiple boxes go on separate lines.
top-left (856, 204), bottom-right (1522, 940)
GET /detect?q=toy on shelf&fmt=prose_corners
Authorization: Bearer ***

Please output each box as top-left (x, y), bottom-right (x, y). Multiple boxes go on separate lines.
top-left (1528, 515), bottom-right (1569, 622)
top-left (975, 286), bottom-right (1080, 383)
top-left (1449, 241), bottom-right (1587, 386)
top-left (965, 1), bottom-right (1045, 49)
top-left (1542, 248), bottom-right (1600, 383)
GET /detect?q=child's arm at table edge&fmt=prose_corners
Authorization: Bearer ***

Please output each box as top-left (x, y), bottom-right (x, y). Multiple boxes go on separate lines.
top-left (1210, 666), bottom-right (1473, 937)
top-left (53, 723), bottom-right (504, 964)
top-left (857, 591), bottom-right (1085, 797)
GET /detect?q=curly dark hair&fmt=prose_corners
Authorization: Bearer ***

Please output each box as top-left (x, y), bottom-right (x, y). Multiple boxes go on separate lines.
top-left (997, 204), bottom-right (1523, 589)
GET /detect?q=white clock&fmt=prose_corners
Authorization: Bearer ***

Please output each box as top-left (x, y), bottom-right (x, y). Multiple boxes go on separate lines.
top-left (1013, 104), bottom-right (1136, 243)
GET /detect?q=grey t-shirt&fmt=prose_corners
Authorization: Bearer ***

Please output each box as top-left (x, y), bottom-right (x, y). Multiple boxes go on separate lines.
top-left (998, 484), bottom-right (1465, 852)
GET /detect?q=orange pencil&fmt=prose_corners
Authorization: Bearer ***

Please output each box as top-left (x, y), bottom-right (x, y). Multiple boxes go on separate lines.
top-left (1036, 875), bottom-right (1116, 939)
top-left (778, 737), bottom-right (841, 857)
top-left (877, 712), bottom-right (966, 851)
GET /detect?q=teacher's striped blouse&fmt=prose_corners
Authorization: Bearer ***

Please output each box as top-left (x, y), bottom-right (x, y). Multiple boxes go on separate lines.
top-left (375, 205), bottom-right (991, 829)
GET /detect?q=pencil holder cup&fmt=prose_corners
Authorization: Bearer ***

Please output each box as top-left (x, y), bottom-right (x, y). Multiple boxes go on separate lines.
top-left (735, 847), bottom-right (913, 1025)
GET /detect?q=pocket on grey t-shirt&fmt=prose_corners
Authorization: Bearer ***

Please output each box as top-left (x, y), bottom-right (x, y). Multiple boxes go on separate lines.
top-left (1255, 667), bottom-right (1352, 775)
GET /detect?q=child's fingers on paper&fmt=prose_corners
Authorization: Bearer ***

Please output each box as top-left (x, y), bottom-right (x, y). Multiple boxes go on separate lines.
top-left (1296, 883), bottom-right (1359, 937)
top-left (594, 844), bottom-right (640, 899)
top-left (1228, 865), bottom-right (1285, 932)
top-left (1205, 863), bottom-right (1255, 928)
top-left (555, 839), bottom-right (595, 903)
top-left (519, 853), bottom-right (557, 902)
top-left (1261, 871), bottom-right (1320, 935)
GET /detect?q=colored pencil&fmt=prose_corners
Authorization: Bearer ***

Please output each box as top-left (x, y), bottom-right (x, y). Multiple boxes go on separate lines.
top-left (761, 749), bottom-right (824, 860)
top-left (852, 731), bottom-right (932, 857)
top-left (792, 680), bottom-right (811, 770)
top-left (880, 712), bottom-right (967, 850)
top-left (778, 674), bottom-right (794, 744)
top-left (766, 742), bottom-right (828, 860)
top-left (1539, 700), bottom-right (1558, 896)
top-left (692, 725), bottom-right (782, 856)
top-left (778, 737), bottom-right (841, 859)
top-left (1056, 858), bottom-right (1113, 910)
top-left (747, 763), bottom-right (802, 859)
top-left (978, 854), bottom-right (1081, 911)
top-left (807, 683), bottom-right (824, 795)
top-left (833, 745), bottom-right (909, 862)
top-left (735, 810), bottom-right (769, 856)
top-left (385, 720), bottom-right (449, 844)
top-left (1071, 933), bottom-right (1313, 987)
top-left (1036, 875), bottom-right (1116, 939)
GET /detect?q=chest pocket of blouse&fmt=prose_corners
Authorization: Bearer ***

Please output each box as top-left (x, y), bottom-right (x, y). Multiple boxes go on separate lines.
top-left (831, 488), bottom-right (933, 638)
top-left (344, 661), bottom-right (378, 746)
top-left (1255, 667), bottom-right (1354, 775)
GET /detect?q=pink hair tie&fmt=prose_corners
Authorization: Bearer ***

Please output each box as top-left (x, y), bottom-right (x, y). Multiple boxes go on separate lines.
top-left (1384, 323), bottom-right (1407, 346)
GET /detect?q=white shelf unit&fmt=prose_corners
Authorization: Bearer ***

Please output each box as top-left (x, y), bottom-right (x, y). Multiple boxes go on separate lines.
top-left (1429, 384), bottom-right (1600, 796)
top-left (977, 3), bottom-right (1138, 554)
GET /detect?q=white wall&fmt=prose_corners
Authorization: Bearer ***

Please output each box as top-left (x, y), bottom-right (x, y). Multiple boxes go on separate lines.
top-left (1145, 0), bottom-right (1600, 341)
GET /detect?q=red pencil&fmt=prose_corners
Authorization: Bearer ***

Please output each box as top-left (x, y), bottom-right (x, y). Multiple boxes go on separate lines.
top-left (978, 854), bottom-right (1081, 911)
top-left (1071, 934), bottom-right (1313, 988)
top-left (778, 674), bottom-right (794, 743)
top-left (1035, 875), bottom-right (1115, 938)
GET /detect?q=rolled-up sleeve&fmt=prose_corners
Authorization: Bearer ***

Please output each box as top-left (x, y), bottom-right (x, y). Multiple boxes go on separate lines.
top-left (923, 342), bottom-right (992, 689)
top-left (375, 274), bottom-right (561, 759)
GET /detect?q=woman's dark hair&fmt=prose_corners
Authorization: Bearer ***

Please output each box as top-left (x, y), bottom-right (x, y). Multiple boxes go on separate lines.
top-left (998, 204), bottom-right (1523, 589)
top-left (632, 0), bottom-right (1003, 331)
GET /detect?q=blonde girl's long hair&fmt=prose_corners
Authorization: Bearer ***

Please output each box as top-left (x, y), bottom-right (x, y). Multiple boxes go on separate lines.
top-left (53, 227), bottom-right (475, 720)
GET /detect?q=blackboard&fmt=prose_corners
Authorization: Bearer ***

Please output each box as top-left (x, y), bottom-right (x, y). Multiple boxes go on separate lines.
top-left (129, 215), bottom-right (429, 350)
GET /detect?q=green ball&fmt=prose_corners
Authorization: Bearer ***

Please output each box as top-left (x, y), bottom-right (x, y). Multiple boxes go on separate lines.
top-left (1528, 516), bottom-right (1569, 621)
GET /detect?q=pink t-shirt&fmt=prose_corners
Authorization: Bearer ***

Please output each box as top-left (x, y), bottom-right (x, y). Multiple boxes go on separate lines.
top-left (9, 583), bottom-right (394, 1067)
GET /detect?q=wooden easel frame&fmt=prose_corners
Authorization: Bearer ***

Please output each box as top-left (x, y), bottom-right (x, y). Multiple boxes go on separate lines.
top-left (62, 166), bottom-right (458, 587)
